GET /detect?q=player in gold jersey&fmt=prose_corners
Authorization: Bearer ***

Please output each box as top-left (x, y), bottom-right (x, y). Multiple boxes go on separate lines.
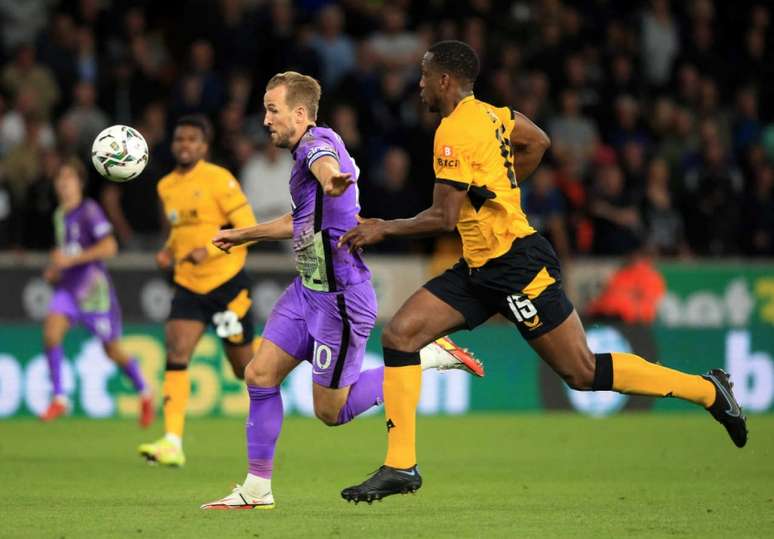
top-left (340, 41), bottom-right (747, 502)
top-left (138, 115), bottom-right (258, 466)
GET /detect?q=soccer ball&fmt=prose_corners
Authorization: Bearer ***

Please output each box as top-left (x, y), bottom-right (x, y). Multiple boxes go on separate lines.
top-left (91, 125), bottom-right (149, 182)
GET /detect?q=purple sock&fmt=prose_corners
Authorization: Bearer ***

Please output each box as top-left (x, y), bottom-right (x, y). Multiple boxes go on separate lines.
top-left (336, 366), bottom-right (384, 425)
top-left (246, 385), bottom-right (284, 479)
top-left (46, 346), bottom-right (64, 397)
top-left (122, 358), bottom-right (147, 393)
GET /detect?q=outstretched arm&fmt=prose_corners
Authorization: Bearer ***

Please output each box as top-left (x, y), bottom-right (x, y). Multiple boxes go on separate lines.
top-left (212, 213), bottom-right (293, 253)
top-left (511, 111), bottom-right (551, 183)
top-left (310, 155), bottom-right (354, 196)
top-left (338, 183), bottom-right (467, 251)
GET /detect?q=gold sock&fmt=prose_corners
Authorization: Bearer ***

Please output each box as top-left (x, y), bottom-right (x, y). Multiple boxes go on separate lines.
top-left (162, 369), bottom-right (190, 437)
top-left (383, 364), bottom-right (422, 469)
top-left (611, 352), bottom-right (715, 407)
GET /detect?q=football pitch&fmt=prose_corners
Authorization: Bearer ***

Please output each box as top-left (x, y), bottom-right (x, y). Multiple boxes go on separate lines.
top-left (1, 414), bottom-right (772, 538)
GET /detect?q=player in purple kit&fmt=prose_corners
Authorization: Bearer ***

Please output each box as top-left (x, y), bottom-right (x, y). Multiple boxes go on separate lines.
top-left (40, 158), bottom-right (153, 426)
top-left (200, 72), bottom-right (482, 510)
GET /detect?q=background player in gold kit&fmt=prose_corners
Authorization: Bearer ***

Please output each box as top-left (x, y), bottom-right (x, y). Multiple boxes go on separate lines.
top-left (340, 41), bottom-right (747, 502)
top-left (138, 115), bottom-right (258, 466)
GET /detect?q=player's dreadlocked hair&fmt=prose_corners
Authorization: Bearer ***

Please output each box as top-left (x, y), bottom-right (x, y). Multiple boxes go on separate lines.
top-left (427, 40), bottom-right (480, 86)
top-left (175, 114), bottom-right (213, 143)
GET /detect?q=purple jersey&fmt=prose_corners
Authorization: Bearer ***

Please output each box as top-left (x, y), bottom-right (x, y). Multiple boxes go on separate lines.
top-left (53, 198), bottom-right (114, 313)
top-left (290, 126), bottom-right (370, 291)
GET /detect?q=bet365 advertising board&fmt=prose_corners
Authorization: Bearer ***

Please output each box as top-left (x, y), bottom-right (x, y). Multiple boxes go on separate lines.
top-left (0, 263), bottom-right (772, 418)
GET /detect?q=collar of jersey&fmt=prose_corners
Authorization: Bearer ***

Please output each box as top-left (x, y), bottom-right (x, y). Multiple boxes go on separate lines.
top-left (291, 124), bottom-right (316, 158)
top-left (175, 159), bottom-right (204, 179)
top-left (454, 94), bottom-right (475, 112)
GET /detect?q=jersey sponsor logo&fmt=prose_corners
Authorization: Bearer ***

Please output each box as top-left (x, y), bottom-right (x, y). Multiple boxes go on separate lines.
top-left (443, 145), bottom-right (453, 157)
top-left (437, 157), bottom-right (459, 169)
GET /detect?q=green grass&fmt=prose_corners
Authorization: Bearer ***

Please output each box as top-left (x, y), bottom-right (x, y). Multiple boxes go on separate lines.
top-left (1, 414), bottom-right (773, 538)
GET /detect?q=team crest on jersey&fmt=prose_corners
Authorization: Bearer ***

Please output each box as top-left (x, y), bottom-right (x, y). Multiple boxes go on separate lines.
top-left (168, 209), bottom-right (179, 224)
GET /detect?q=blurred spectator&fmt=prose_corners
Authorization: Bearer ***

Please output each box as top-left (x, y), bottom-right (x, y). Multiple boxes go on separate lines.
top-left (2, 115), bottom-right (47, 197)
top-left (656, 105), bottom-right (697, 177)
top-left (171, 40), bottom-right (225, 118)
top-left (0, 177), bottom-right (11, 247)
top-left (312, 4), bottom-right (356, 89)
top-left (733, 86), bottom-right (762, 155)
top-left (620, 141), bottom-right (648, 200)
top-left (368, 5), bottom-right (422, 79)
top-left (211, 0), bottom-right (260, 73)
top-left (740, 165), bottom-right (774, 256)
top-left (609, 95), bottom-right (650, 151)
top-left (75, 26), bottom-right (98, 83)
top-left (361, 147), bottom-right (423, 252)
top-left (61, 81), bottom-right (109, 157)
top-left (586, 252), bottom-right (666, 324)
top-left (640, 0), bottom-right (679, 87)
top-left (329, 102), bottom-right (369, 178)
top-left (1, 44), bottom-right (60, 119)
top-left (240, 140), bottom-right (293, 223)
top-left (522, 166), bottom-right (571, 262)
top-left (0, 1), bottom-right (50, 52)
top-left (20, 148), bottom-right (59, 248)
top-left (98, 54), bottom-right (159, 126)
top-left (642, 158), bottom-right (687, 257)
top-left (588, 163), bottom-right (643, 255)
top-left (259, 0), bottom-right (322, 83)
top-left (35, 13), bottom-right (79, 111)
top-left (0, 89), bottom-right (55, 156)
top-left (682, 138), bottom-right (743, 255)
top-left (549, 89), bottom-right (599, 173)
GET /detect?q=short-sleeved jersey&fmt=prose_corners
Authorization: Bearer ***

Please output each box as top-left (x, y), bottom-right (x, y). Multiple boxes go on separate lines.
top-left (158, 160), bottom-right (257, 294)
top-left (433, 95), bottom-right (535, 267)
top-left (290, 126), bottom-right (370, 291)
top-left (54, 198), bottom-right (114, 313)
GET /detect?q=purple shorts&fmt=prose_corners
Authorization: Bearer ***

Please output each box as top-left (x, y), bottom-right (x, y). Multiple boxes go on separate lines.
top-left (263, 277), bottom-right (377, 389)
top-left (48, 288), bottom-right (123, 343)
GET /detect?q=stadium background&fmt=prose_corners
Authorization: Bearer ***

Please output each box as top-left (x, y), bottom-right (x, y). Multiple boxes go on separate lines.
top-left (0, 0), bottom-right (773, 420)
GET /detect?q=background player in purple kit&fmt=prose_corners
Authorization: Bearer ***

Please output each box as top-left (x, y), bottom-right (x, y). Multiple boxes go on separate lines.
top-left (200, 72), bottom-right (482, 510)
top-left (40, 158), bottom-right (153, 426)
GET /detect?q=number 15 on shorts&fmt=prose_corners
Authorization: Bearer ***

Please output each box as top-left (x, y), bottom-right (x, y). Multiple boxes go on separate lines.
top-left (506, 294), bottom-right (537, 322)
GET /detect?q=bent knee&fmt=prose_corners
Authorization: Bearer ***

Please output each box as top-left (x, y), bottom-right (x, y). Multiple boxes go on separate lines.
top-left (314, 406), bottom-right (341, 427)
top-left (382, 318), bottom-right (421, 351)
top-left (244, 360), bottom-right (278, 387)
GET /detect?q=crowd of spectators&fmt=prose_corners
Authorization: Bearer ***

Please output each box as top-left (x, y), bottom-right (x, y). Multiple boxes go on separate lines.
top-left (0, 0), bottom-right (773, 259)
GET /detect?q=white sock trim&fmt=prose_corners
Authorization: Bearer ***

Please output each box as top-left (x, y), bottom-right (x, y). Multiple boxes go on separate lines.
top-left (164, 433), bottom-right (182, 449)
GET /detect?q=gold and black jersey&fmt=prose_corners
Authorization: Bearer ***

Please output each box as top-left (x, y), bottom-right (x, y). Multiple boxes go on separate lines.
top-left (433, 95), bottom-right (535, 268)
top-left (158, 160), bottom-right (257, 294)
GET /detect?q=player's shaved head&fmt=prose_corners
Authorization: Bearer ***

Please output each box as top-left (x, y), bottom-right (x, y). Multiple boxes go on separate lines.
top-left (266, 71), bottom-right (322, 120)
top-left (426, 40), bottom-right (480, 87)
